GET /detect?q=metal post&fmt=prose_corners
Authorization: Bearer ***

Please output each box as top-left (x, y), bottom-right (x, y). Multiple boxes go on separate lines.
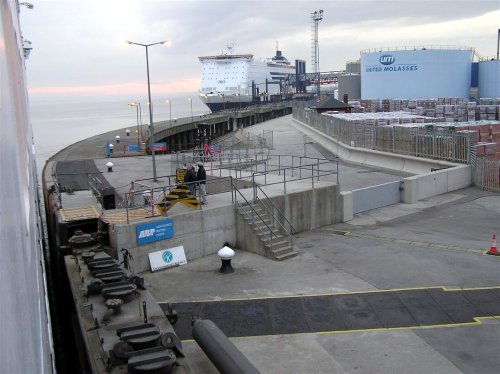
top-left (145, 46), bottom-right (158, 181)
top-left (283, 169), bottom-right (286, 194)
top-left (497, 28), bottom-right (500, 60)
top-left (299, 157), bottom-right (302, 179)
top-left (131, 181), bottom-right (135, 206)
top-left (252, 173), bottom-right (256, 202)
top-left (336, 157), bottom-right (339, 185)
top-left (135, 104), bottom-right (140, 148)
top-left (138, 103), bottom-right (142, 141)
top-left (150, 189), bottom-right (154, 216)
top-left (311, 164), bottom-right (314, 189)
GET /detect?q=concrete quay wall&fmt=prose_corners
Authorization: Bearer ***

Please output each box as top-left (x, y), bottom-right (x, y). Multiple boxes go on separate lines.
top-left (109, 204), bottom-right (237, 273)
top-left (109, 185), bottom-right (340, 272)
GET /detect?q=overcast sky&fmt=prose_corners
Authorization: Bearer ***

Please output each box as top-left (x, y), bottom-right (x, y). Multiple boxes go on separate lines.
top-left (21, 0), bottom-right (500, 101)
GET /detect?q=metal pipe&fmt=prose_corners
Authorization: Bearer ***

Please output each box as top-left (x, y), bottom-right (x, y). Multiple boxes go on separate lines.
top-left (192, 320), bottom-right (260, 374)
top-left (497, 28), bottom-right (500, 60)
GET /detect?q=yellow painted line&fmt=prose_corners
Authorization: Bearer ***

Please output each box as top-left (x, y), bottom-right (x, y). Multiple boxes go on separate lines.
top-left (177, 316), bottom-right (500, 343)
top-left (316, 315), bottom-right (499, 336)
top-left (157, 285), bottom-right (500, 305)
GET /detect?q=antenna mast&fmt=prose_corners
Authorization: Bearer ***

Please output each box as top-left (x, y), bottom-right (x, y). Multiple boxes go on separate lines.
top-left (311, 9), bottom-right (323, 96)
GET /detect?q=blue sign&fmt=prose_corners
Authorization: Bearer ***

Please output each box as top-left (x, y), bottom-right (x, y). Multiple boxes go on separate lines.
top-left (127, 144), bottom-right (140, 152)
top-left (136, 219), bottom-right (174, 245)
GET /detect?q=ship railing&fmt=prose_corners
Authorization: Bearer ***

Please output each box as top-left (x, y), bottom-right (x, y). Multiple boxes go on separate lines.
top-left (360, 45), bottom-right (476, 54)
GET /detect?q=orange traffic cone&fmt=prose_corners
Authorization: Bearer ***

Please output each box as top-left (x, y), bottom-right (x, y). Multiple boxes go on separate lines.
top-left (487, 234), bottom-right (498, 255)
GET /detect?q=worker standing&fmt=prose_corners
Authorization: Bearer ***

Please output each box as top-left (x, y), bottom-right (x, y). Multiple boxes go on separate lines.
top-left (197, 162), bottom-right (207, 205)
top-left (184, 163), bottom-right (197, 196)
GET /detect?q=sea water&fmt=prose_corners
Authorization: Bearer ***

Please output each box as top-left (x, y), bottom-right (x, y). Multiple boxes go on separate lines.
top-left (29, 93), bottom-right (209, 173)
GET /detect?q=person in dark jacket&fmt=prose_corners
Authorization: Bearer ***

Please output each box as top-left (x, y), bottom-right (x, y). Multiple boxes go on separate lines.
top-left (184, 163), bottom-right (196, 196)
top-left (197, 162), bottom-right (207, 204)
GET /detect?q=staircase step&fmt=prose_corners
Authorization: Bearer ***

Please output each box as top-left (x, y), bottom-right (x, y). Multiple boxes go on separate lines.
top-left (264, 240), bottom-right (289, 250)
top-left (273, 249), bottom-right (298, 261)
top-left (258, 233), bottom-right (284, 242)
top-left (239, 209), bottom-right (267, 218)
top-left (239, 207), bottom-right (266, 216)
top-left (270, 244), bottom-right (294, 256)
top-left (252, 221), bottom-right (275, 230)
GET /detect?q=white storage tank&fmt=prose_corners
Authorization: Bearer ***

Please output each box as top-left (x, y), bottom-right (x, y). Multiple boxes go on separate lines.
top-left (360, 47), bottom-right (473, 99)
top-left (478, 59), bottom-right (500, 98)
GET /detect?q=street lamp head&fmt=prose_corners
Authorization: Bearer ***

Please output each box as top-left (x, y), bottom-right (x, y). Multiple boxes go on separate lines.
top-left (161, 40), bottom-right (172, 47)
top-left (20, 2), bottom-right (34, 9)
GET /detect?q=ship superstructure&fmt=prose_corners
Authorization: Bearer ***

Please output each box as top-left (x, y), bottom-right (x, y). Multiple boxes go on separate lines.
top-left (199, 44), bottom-right (296, 111)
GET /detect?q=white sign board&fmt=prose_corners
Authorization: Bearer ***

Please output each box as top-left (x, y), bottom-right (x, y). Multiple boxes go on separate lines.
top-left (148, 245), bottom-right (187, 272)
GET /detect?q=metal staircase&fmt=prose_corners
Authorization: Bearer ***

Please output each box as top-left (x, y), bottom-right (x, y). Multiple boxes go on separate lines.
top-left (231, 180), bottom-right (297, 260)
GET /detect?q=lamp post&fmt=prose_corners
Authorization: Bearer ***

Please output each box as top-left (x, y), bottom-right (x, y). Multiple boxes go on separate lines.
top-left (127, 39), bottom-right (170, 182)
top-left (236, 92), bottom-right (241, 110)
top-left (220, 93), bottom-right (225, 111)
top-left (188, 98), bottom-right (193, 123)
top-left (128, 102), bottom-right (141, 148)
top-left (165, 99), bottom-right (172, 126)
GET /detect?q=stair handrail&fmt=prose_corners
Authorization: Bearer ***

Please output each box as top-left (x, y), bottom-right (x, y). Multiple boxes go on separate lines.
top-left (252, 182), bottom-right (295, 245)
top-left (231, 178), bottom-right (279, 248)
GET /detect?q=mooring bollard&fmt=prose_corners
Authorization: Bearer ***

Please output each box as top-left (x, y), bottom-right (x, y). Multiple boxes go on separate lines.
top-left (217, 245), bottom-right (235, 274)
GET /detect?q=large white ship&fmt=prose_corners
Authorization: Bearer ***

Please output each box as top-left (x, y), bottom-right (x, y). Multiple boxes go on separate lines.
top-left (0, 0), bottom-right (55, 372)
top-left (198, 44), bottom-right (296, 111)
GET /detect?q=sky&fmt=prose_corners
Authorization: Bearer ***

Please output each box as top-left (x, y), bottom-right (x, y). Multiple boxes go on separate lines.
top-left (20, 0), bottom-right (500, 102)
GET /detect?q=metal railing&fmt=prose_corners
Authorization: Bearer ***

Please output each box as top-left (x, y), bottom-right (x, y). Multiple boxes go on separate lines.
top-left (119, 153), bottom-right (339, 223)
top-left (231, 178), bottom-right (291, 251)
top-left (252, 183), bottom-right (296, 237)
top-left (360, 45), bottom-right (475, 55)
top-left (294, 103), bottom-right (474, 164)
top-left (472, 156), bottom-right (500, 192)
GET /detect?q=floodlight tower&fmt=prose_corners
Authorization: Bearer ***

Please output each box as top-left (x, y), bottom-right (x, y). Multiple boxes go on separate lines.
top-left (311, 9), bottom-right (323, 97)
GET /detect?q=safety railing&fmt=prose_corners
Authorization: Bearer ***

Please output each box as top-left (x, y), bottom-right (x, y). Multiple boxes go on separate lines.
top-left (472, 156), bottom-right (500, 192)
top-left (119, 152), bottom-right (338, 223)
top-left (294, 103), bottom-right (475, 164)
top-left (231, 178), bottom-right (283, 251)
top-left (360, 45), bottom-right (475, 54)
top-left (252, 183), bottom-right (295, 242)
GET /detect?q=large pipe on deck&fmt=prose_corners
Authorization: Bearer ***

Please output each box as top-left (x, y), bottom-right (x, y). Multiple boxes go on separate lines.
top-left (192, 319), bottom-right (260, 374)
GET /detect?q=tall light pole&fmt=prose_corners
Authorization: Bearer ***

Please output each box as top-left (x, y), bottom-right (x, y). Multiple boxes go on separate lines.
top-left (127, 39), bottom-right (170, 182)
top-left (188, 98), bottom-right (193, 123)
top-left (311, 9), bottom-right (323, 97)
top-left (128, 102), bottom-right (141, 148)
top-left (165, 99), bottom-right (172, 126)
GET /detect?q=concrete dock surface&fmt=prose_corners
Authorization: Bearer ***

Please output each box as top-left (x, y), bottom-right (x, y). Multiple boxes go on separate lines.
top-left (50, 115), bottom-right (500, 373)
